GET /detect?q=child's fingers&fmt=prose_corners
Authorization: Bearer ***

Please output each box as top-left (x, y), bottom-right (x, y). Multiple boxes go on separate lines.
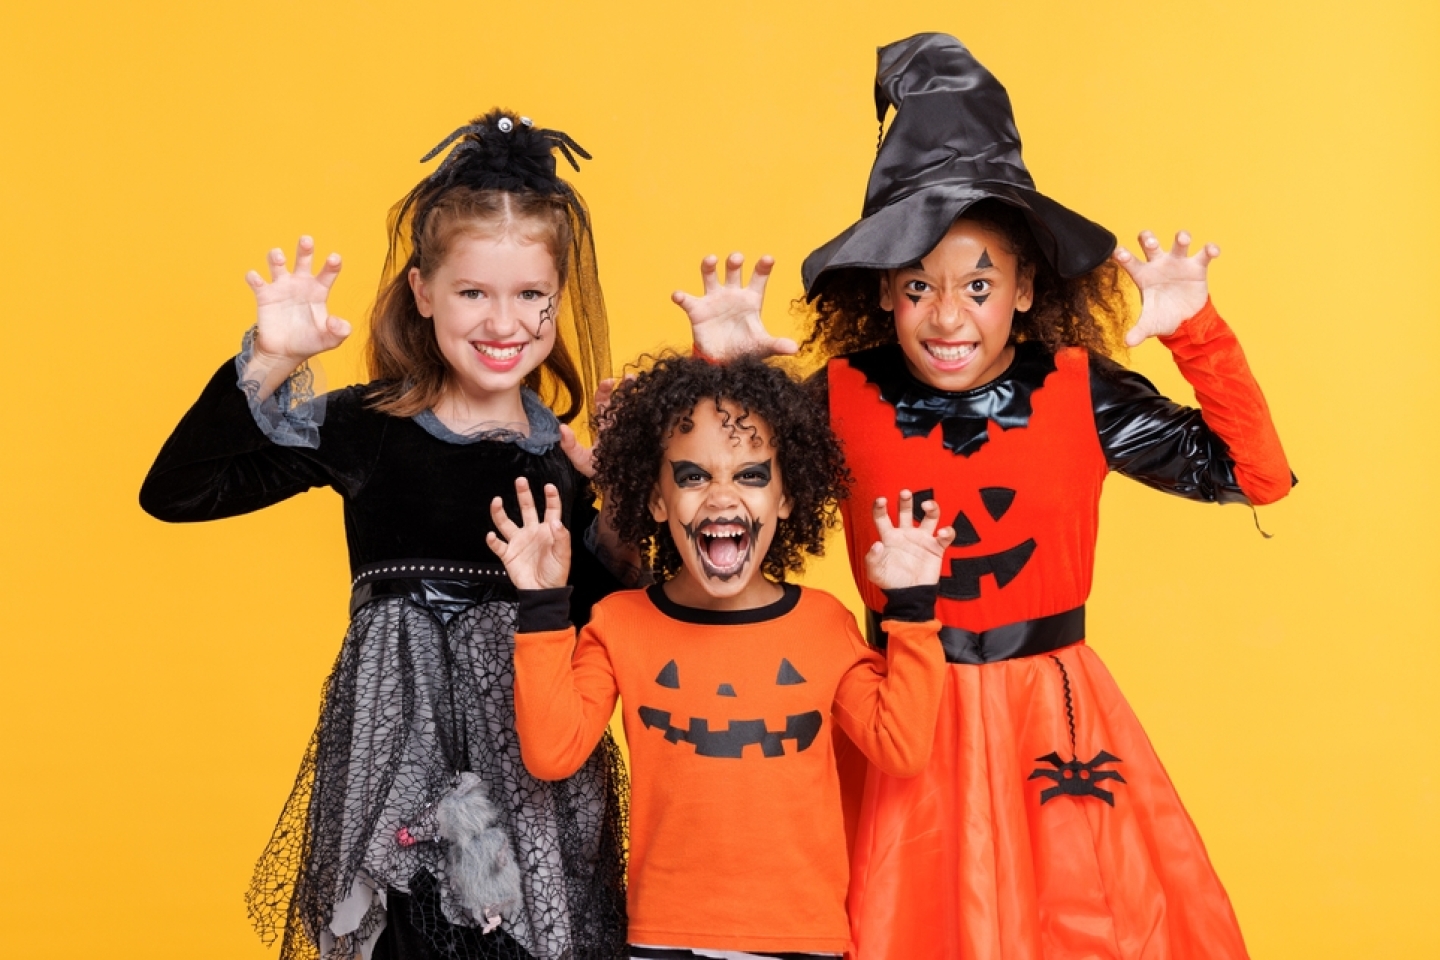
top-left (484, 531), bottom-right (506, 559)
top-left (316, 252), bottom-right (343, 289)
top-left (1170, 230), bottom-right (1191, 259)
top-left (245, 270), bottom-right (266, 291)
top-left (267, 247), bottom-right (289, 282)
top-left (544, 483), bottom-right (564, 528)
top-left (935, 526), bottom-right (957, 550)
top-left (489, 496), bottom-right (518, 539)
top-left (294, 235), bottom-right (315, 275)
top-left (896, 489), bottom-right (915, 528)
top-left (916, 497), bottom-right (941, 533)
top-left (1137, 230), bottom-right (1162, 262)
top-left (1111, 246), bottom-right (1141, 283)
top-left (871, 495), bottom-right (894, 534)
top-left (1195, 242), bottom-right (1221, 268)
top-left (746, 255), bottom-right (775, 292)
top-left (699, 254), bottom-right (720, 293)
top-left (724, 252), bottom-right (745, 287)
top-left (766, 335), bottom-right (801, 357)
top-left (514, 476), bottom-right (539, 525)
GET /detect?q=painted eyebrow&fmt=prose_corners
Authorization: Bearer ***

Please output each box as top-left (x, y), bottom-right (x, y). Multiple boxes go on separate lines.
top-left (975, 249), bottom-right (994, 269)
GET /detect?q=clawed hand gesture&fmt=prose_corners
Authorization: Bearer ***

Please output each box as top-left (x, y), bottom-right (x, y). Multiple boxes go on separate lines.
top-left (245, 235), bottom-right (352, 367)
top-left (1113, 230), bottom-right (1219, 347)
top-left (672, 253), bottom-right (798, 361)
top-left (487, 477), bottom-right (571, 591)
top-left (865, 491), bottom-right (956, 591)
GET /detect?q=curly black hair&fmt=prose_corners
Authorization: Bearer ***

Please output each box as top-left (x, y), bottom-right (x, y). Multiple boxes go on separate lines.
top-left (592, 354), bottom-right (851, 583)
top-left (799, 199), bottom-right (1131, 364)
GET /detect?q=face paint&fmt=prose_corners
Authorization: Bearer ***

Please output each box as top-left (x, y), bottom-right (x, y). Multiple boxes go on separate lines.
top-left (533, 293), bottom-right (556, 340)
top-left (878, 219), bottom-right (1034, 393)
top-left (651, 403), bottom-right (791, 610)
top-left (678, 515), bottom-right (766, 581)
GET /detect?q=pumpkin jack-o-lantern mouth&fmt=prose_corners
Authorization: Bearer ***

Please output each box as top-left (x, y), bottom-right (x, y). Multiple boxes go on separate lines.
top-left (912, 486), bottom-right (1037, 601)
top-left (681, 516), bottom-right (763, 582)
top-left (637, 656), bottom-right (823, 759)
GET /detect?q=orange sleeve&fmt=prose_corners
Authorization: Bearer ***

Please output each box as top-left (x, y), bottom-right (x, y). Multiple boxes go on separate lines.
top-left (512, 608), bottom-right (620, 781)
top-left (1158, 300), bottom-right (1293, 505)
top-left (831, 617), bottom-right (945, 778)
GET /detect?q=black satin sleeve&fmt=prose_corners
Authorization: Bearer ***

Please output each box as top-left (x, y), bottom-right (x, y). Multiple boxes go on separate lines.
top-left (139, 359), bottom-right (380, 522)
top-left (1088, 353), bottom-right (1248, 505)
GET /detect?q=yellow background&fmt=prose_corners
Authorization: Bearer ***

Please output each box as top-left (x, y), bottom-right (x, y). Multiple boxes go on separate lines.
top-left (2, 1), bottom-right (1436, 957)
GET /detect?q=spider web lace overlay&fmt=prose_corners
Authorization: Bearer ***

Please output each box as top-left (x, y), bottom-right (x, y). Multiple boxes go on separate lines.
top-left (247, 596), bottom-right (628, 960)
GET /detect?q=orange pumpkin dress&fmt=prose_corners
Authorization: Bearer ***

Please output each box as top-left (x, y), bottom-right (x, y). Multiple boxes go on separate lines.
top-left (828, 302), bottom-right (1291, 960)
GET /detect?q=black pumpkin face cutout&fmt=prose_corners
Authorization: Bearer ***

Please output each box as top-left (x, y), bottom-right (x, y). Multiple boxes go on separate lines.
top-left (911, 486), bottom-right (1037, 601)
top-left (637, 657), bottom-right (823, 759)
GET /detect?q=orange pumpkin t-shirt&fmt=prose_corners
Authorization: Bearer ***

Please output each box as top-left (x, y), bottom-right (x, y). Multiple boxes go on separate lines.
top-left (513, 583), bottom-right (943, 955)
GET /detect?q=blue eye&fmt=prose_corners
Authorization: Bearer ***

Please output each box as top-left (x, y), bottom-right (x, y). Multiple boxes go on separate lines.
top-left (459, 289), bottom-right (483, 300)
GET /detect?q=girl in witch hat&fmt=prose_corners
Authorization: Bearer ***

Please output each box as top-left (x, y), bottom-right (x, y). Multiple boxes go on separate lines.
top-left (141, 110), bottom-right (629, 960)
top-left (675, 32), bottom-right (1291, 960)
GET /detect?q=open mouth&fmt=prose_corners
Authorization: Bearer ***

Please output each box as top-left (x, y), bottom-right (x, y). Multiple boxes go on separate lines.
top-left (686, 517), bottom-right (760, 581)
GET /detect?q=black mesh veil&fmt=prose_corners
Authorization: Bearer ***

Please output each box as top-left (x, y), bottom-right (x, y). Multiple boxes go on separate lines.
top-left (380, 109), bottom-right (611, 438)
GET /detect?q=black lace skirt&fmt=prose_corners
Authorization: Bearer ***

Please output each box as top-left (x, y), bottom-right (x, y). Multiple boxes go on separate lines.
top-left (245, 576), bottom-right (628, 960)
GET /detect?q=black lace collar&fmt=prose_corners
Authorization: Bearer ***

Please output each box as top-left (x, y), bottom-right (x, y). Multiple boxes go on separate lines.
top-left (845, 342), bottom-right (1057, 457)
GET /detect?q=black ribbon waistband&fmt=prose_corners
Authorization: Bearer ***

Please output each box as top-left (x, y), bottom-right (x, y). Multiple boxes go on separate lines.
top-left (867, 605), bottom-right (1085, 664)
top-left (349, 559), bottom-right (513, 619)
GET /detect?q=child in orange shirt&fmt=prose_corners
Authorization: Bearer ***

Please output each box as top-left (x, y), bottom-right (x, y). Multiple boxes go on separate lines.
top-left (486, 355), bottom-right (955, 958)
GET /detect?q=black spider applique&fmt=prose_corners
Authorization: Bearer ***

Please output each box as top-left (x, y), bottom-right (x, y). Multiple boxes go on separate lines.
top-left (1029, 751), bottom-right (1126, 806)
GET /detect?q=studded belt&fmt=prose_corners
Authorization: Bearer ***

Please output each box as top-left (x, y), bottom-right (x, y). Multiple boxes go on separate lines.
top-left (348, 558), bottom-right (514, 619)
top-left (867, 605), bottom-right (1085, 664)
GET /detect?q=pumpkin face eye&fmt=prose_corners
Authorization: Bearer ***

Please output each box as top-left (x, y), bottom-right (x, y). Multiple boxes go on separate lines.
top-left (656, 660), bottom-right (680, 688)
top-left (776, 659), bottom-right (806, 685)
top-left (909, 485), bottom-right (1038, 601)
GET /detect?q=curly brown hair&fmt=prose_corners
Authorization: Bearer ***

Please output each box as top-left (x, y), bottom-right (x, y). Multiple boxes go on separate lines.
top-left (592, 354), bottom-right (851, 583)
top-left (800, 199), bottom-right (1131, 364)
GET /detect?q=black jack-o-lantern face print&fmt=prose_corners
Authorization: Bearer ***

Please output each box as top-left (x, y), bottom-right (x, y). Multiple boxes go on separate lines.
top-left (637, 656), bottom-right (823, 759)
top-left (911, 486), bottom-right (1037, 600)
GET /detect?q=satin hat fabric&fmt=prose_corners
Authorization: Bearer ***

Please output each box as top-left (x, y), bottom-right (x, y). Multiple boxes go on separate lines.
top-left (801, 33), bottom-right (1117, 298)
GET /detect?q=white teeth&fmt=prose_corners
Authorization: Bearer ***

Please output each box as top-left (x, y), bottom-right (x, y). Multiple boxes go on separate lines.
top-left (926, 342), bottom-right (977, 362)
top-left (475, 343), bottom-right (523, 360)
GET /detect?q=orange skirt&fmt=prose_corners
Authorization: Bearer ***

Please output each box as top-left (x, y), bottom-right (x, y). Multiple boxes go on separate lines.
top-left (847, 642), bottom-right (1249, 960)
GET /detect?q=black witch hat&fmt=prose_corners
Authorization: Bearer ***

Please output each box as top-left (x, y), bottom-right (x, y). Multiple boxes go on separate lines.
top-left (802, 33), bottom-right (1116, 298)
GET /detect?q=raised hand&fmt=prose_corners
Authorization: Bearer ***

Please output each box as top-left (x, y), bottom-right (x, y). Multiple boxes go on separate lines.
top-left (486, 478), bottom-right (571, 590)
top-left (245, 235), bottom-right (352, 367)
top-left (864, 490), bottom-right (957, 591)
top-left (558, 377), bottom-right (624, 478)
top-left (1113, 230), bottom-right (1219, 347)
top-left (671, 252), bottom-right (799, 361)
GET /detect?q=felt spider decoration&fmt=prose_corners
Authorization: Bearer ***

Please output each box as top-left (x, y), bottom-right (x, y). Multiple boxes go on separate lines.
top-left (1028, 751), bottom-right (1127, 806)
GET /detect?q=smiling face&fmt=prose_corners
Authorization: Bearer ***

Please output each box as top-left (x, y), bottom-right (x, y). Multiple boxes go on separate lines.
top-left (650, 400), bottom-right (792, 610)
top-left (879, 217), bottom-right (1035, 393)
top-left (409, 226), bottom-right (560, 423)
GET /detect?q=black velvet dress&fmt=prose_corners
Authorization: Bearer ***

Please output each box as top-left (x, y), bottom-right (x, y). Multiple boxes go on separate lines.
top-left (141, 357), bottom-right (628, 960)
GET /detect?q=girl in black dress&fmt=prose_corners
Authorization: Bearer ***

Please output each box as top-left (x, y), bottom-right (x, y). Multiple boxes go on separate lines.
top-left (141, 110), bottom-right (628, 960)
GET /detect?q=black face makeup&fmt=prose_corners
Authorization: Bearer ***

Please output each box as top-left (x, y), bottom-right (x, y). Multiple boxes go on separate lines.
top-left (975, 248), bottom-right (993, 269)
top-left (679, 515), bottom-right (766, 581)
top-left (533, 293), bottom-right (556, 340)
